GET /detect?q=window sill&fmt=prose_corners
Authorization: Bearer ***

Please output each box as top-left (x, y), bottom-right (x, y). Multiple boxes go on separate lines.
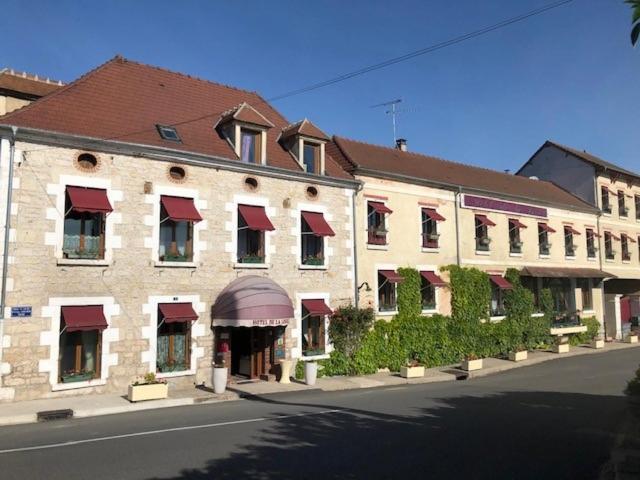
top-left (539, 254), bottom-right (550, 259)
top-left (475, 250), bottom-right (491, 256)
top-left (605, 259), bottom-right (616, 263)
top-left (57, 258), bottom-right (111, 267)
top-left (157, 369), bottom-right (195, 379)
top-left (587, 256), bottom-right (597, 262)
top-left (300, 354), bottom-right (330, 361)
top-left (509, 252), bottom-right (523, 258)
top-left (52, 378), bottom-right (106, 392)
top-left (565, 256), bottom-right (576, 261)
top-left (623, 260), bottom-right (631, 264)
top-left (582, 310), bottom-right (596, 315)
top-left (155, 261), bottom-right (197, 268)
top-left (377, 310), bottom-right (397, 317)
top-left (367, 244), bottom-right (388, 251)
top-left (234, 262), bottom-right (269, 269)
top-left (421, 247), bottom-right (440, 253)
top-left (421, 309), bottom-right (438, 315)
top-left (299, 264), bottom-right (328, 271)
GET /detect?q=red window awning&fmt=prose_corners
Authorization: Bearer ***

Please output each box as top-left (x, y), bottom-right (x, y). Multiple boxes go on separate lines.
top-left (301, 211), bottom-right (335, 237)
top-left (509, 219), bottom-right (528, 229)
top-left (622, 234), bottom-right (636, 243)
top-left (420, 271), bottom-right (447, 287)
top-left (61, 305), bottom-right (108, 332)
top-left (238, 204), bottom-right (275, 231)
top-left (564, 225), bottom-right (582, 235)
top-left (369, 201), bottom-right (393, 215)
top-left (66, 186), bottom-right (113, 214)
top-left (161, 195), bottom-right (203, 222)
top-left (475, 214), bottom-right (496, 227)
top-left (301, 299), bottom-right (333, 317)
top-left (159, 303), bottom-right (199, 323)
top-left (490, 275), bottom-right (513, 290)
top-left (423, 208), bottom-right (446, 222)
top-left (538, 223), bottom-right (556, 233)
top-left (379, 270), bottom-right (404, 283)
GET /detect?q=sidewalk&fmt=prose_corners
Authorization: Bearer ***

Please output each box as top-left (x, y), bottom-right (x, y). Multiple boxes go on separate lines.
top-left (1, 341), bottom-right (638, 427)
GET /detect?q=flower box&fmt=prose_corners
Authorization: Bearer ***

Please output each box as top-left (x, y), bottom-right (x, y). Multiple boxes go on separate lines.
top-left (591, 339), bottom-right (605, 349)
top-left (626, 335), bottom-right (639, 344)
top-left (461, 359), bottom-right (483, 371)
top-left (508, 351), bottom-right (527, 362)
top-left (400, 365), bottom-right (425, 378)
top-left (128, 383), bottom-right (168, 402)
top-left (61, 372), bottom-right (94, 383)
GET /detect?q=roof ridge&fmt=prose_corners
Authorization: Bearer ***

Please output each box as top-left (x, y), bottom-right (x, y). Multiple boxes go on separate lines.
top-left (0, 68), bottom-right (64, 85)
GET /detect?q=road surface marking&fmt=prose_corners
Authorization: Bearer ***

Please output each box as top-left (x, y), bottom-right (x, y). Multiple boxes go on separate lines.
top-left (0, 409), bottom-right (343, 454)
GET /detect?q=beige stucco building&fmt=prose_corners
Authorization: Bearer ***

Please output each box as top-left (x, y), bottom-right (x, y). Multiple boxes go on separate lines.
top-left (0, 57), bottom-right (357, 402)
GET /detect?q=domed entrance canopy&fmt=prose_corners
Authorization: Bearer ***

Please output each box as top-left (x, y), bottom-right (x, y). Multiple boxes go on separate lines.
top-left (212, 276), bottom-right (294, 327)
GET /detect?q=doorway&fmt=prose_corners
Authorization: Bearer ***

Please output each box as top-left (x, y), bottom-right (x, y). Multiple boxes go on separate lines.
top-left (228, 327), bottom-right (277, 380)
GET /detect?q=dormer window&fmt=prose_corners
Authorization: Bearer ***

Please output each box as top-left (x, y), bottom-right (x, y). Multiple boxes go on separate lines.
top-left (156, 124), bottom-right (181, 142)
top-left (280, 119), bottom-right (329, 176)
top-left (240, 128), bottom-right (262, 164)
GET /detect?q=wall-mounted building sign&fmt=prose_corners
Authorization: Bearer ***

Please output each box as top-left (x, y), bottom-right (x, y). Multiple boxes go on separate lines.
top-left (11, 306), bottom-right (32, 318)
top-left (461, 194), bottom-right (548, 218)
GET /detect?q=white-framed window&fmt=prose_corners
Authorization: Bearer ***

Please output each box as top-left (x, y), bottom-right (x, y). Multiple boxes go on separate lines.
top-left (294, 293), bottom-right (333, 360)
top-left (418, 269), bottom-right (446, 313)
top-left (376, 268), bottom-right (403, 314)
top-left (367, 200), bottom-right (392, 246)
top-left (227, 194), bottom-right (275, 267)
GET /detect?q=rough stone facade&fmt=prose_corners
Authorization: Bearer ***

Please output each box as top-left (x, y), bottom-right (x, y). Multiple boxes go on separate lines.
top-left (0, 141), bottom-right (355, 402)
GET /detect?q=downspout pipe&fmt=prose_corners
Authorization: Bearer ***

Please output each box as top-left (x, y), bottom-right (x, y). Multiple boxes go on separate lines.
top-left (352, 181), bottom-right (363, 307)
top-left (454, 187), bottom-right (462, 266)
top-left (0, 126), bottom-right (17, 388)
top-left (596, 210), bottom-right (608, 339)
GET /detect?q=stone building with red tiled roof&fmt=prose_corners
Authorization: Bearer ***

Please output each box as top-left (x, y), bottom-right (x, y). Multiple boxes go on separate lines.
top-left (0, 68), bottom-right (63, 116)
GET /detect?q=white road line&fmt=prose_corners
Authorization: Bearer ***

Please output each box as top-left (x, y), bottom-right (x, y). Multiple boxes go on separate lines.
top-left (0, 409), bottom-right (344, 455)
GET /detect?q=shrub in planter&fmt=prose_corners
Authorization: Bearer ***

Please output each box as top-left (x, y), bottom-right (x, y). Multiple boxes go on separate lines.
top-left (61, 370), bottom-right (95, 383)
top-left (400, 357), bottom-right (425, 378)
top-left (508, 345), bottom-right (528, 362)
top-left (128, 372), bottom-right (168, 402)
top-left (461, 352), bottom-right (483, 371)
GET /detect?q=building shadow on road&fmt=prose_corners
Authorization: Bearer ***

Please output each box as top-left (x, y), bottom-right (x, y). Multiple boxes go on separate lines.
top-left (147, 389), bottom-right (626, 480)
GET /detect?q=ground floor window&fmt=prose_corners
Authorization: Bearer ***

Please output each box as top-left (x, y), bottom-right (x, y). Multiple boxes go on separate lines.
top-left (543, 278), bottom-right (575, 319)
top-left (578, 278), bottom-right (594, 311)
top-left (302, 309), bottom-right (325, 357)
top-left (378, 271), bottom-right (399, 312)
top-left (421, 277), bottom-right (436, 311)
top-left (157, 321), bottom-right (190, 373)
top-left (490, 283), bottom-right (506, 317)
top-left (521, 276), bottom-right (541, 311)
top-left (58, 328), bottom-right (101, 383)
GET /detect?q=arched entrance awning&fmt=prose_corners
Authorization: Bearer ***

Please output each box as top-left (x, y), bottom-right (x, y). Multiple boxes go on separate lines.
top-left (212, 275), bottom-right (294, 327)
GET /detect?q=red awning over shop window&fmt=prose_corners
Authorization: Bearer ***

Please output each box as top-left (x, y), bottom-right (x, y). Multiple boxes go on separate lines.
top-left (159, 303), bottom-right (199, 323)
top-left (66, 186), bottom-right (113, 214)
top-left (423, 208), bottom-right (446, 222)
top-left (475, 214), bottom-right (496, 227)
top-left (490, 275), bottom-right (513, 290)
top-left (61, 305), bottom-right (108, 332)
top-left (538, 223), bottom-right (556, 233)
top-left (509, 219), bottom-right (528, 229)
top-left (379, 270), bottom-right (404, 283)
top-left (369, 201), bottom-right (393, 214)
top-left (301, 211), bottom-right (335, 237)
top-left (420, 271), bottom-right (447, 287)
top-left (238, 204), bottom-right (275, 231)
top-left (160, 196), bottom-right (203, 222)
top-left (564, 225), bottom-right (582, 235)
top-left (301, 299), bottom-right (333, 317)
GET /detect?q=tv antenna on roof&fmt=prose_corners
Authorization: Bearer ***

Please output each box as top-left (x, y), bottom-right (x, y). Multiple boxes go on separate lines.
top-left (370, 98), bottom-right (402, 144)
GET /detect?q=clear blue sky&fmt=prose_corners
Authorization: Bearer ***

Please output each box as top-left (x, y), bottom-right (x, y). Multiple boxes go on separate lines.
top-left (2, 0), bottom-right (638, 173)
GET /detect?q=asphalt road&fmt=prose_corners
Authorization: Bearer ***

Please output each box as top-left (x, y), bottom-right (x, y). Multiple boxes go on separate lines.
top-left (1, 349), bottom-right (639, 480)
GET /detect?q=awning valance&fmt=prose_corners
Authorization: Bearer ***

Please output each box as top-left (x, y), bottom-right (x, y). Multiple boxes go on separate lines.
top-left (159, 303), bottom-right (199, 323)
top-left (521, 266), bottom-right (614, 279)
top-left (379, 270), bottom-right (404, 283)
top-left (509, 219), bottom-right (528, 229)
top-left (369, 201), bottom-right (393, 215)
top-left (538, 223), bottom-right (556, 233)
top-left (66, 186), bottom-right (113, 214)
top-left (420, 271), bottom-right (447, 287)
top-left (490, 275), bottom-right (513, 290)
top-left (161, 195), bottom-right (202, 223)
top-left (301, 299), bottom-right (333, 317)
top-left (423, 208), bottom-right (446, 222)
top-left (61, 305), bottom-right (108, 332)
top-left (212, 276), bottom-right (294, 327)
top-left (301, 211), bottom-right (335, 237)
top-left (475, 214), bottom-right (496, 227)
top-left (238, 204), bottom-right (275, 231)
top-left (564, 225), bottom-right (581, 235)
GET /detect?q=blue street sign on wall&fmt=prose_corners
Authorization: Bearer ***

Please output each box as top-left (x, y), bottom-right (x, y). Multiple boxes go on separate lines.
top-left (11, 306), bottom-right (32, 318)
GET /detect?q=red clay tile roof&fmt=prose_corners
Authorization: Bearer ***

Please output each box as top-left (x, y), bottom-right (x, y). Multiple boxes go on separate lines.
top-left (0, 57), bottom-right (350, 180)
top-left (280, 119), bottom-right (329, 142)
top-left (0, 69), bottom-right (62, 98)
top-left (216, 102), bottom-right (274, 129)
top-left (329, 136), bottom-right (596, 212)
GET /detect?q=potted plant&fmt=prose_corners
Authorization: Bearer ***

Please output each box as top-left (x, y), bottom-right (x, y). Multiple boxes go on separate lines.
top-left (591, 335), bottom-right (605, 349)
top-left (302, 255), bottom-right (324, 266)
top-left (304, 361), bottom-right (318, 386)
top-left (427, 233), bottom-right (440, 241)
top-left (400, 357), bottom-right (425, 378)
top-left (479, 237), bottom-right (491, 246)
top-left (626, 332), bottom-right (639, 344)
top-left (128, 372), bottom-right (168, 402)
top-left (239, 254), bottom-right (265, 264)
top-left (61, 369), bottom-right (95, 383)
top-left (212, 360), bottom-right (228, 394)
top-left (374, 228), bottom-right (388, 237)
top-left (553, 335), bottom-right (570, 353)
top-left (508, 345), bottom-right (528, 362)
top-left (461, 353), bottom-right (483, 371)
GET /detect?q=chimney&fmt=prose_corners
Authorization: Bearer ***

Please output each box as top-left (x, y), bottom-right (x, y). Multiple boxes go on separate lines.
top-left (395, 138), bottom-right (407, 152)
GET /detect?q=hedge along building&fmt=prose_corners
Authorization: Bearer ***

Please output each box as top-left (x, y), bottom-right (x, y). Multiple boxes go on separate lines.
top-left (0, 57), bottom-right (358, 402)
top-left (518, 141), bottom-right (640, 338)
top-left (327, 136), bottom-right (610, 328)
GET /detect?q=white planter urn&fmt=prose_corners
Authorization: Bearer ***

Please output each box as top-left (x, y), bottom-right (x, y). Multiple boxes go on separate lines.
top-left (304, 361), bottom-right (318, 386)
top-left (213, 366), bottom-right (228, 394)
top-left (508, 351), bottom-right (528, 362)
